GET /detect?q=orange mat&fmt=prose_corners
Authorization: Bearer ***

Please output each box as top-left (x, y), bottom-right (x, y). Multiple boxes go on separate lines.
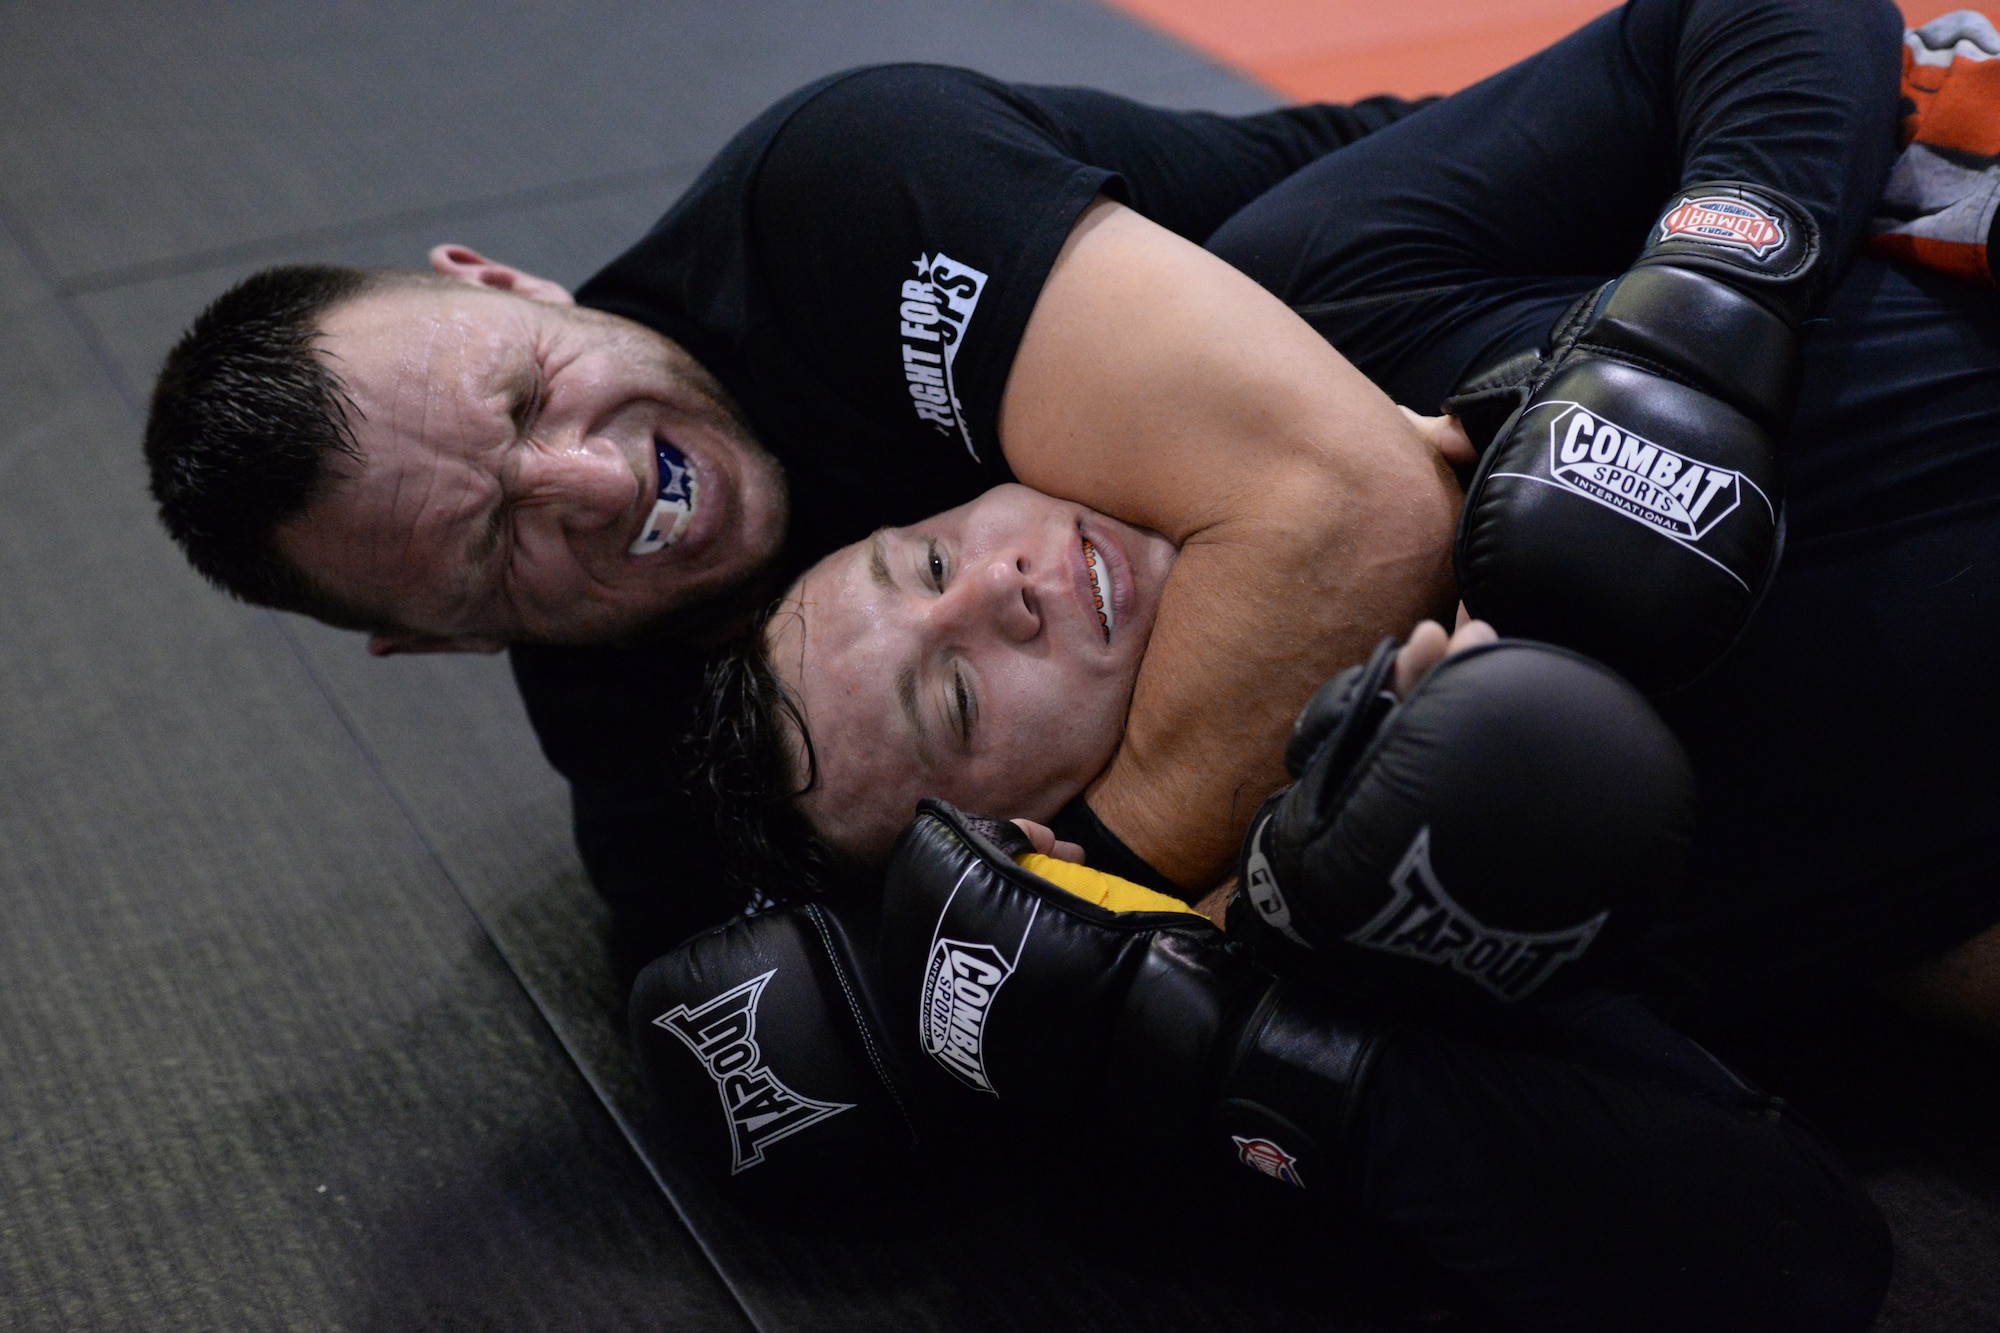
top-left (1103, 0), bottom-right (1970, 102)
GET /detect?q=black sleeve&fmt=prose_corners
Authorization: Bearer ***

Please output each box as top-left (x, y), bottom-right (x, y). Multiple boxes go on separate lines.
top-left (1005, 83), bottom-right (1436, 246)
top-left (509, 640), bottom-right (741, 982)
top-left (748, 65), bottom-right (1434, 478)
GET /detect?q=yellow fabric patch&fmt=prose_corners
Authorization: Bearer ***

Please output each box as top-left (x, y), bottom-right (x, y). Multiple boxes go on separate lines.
top-left (1016, 852), bottom-right (1202, 917)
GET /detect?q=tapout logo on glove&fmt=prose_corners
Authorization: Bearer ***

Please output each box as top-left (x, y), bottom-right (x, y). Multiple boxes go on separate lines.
top-left (920, 936), bottom-right (1019, 1095)
top-left (1348, 827), bottom-right (1607, 1001)
top-left (654, 970), bottom-right (854, 1174)
top-left (1242, 818), bottom-right (1310, 949)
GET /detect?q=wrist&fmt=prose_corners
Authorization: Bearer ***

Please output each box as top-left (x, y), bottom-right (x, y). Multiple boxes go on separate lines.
top-left (1581, 264), bottom-right (1800, 428)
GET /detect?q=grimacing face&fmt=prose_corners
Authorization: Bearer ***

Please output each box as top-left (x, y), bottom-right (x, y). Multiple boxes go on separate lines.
top-left (769, 484), bottom-right (1178, 864)
top-left (278, 272), bottom-right (788, 651)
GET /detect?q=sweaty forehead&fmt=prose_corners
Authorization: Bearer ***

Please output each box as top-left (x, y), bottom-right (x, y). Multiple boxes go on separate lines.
top-left (772, 543), bottom-right (939, 855)
top-left (279, 289), bottom-right (538, 632)
top-left (319, 286), bottom-right (538, 427)
top-left (773, 545), bottom-right (889, 718)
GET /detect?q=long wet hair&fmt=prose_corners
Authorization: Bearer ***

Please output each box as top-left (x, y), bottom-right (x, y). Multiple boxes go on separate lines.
top-left (684, 606), bottom-right (853, 910)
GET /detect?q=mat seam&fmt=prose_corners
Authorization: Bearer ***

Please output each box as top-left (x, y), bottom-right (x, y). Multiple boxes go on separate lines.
top-left (0, 190), bottom-right (145, 412)
top-left (268, 616), bottom-right (771, 1333)
top-left (56, 161), bottom-right (703, 296)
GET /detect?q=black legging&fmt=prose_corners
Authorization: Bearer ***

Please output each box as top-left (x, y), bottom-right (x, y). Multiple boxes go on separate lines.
top-left (1209, 0), bottom-right (2000, 1012)
top-left (1352, 990), bottom-right (1888, 1332)
top-left (1207, 0), bottom-right (1902, 401)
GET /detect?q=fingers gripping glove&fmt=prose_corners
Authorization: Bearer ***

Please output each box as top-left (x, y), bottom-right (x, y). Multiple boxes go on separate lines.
top-left (1231, 637), bottom-right (1696, 1009)
top-left (629, 901), bottom-right (920, 1204)
top-left (879, 800), bottom-right (1383, 1199)
top-left (1453, 181), bottom-right (1821, 692)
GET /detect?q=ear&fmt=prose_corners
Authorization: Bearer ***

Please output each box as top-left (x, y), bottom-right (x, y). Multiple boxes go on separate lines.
top-left (427, 244), bottom-right (574, 306)
top-left (367, 632), bottom-right (508, 657)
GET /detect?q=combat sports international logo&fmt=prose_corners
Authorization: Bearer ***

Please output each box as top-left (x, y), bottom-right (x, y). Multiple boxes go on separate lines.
top-left (920, 936), bottom-right (1018, 1094)
top-left (1657, 194), bottom-right (1787, 258)
top-left (1346, 827), bottom-right (1608, 1002)
top-left (896, 252), bottom-right (989, 462)
top-left (653, 970), bottom-right (853, 1174)
top-left (1481, 401), bottom-right (1772, 589)
top-left (919, 870), bottom-right (1039, 1097)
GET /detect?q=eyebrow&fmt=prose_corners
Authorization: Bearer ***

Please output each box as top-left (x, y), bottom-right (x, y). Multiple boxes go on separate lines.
top-left (868, 529), bottom-right (894, 592)
top-left (896, 661), bottom-right (935, 767)
top-left (462, 499), bottom-right (508, 580)
top-left (868, 529), bottom-right (940, 766)
top-left (506, 359), bottom-right (546, 436)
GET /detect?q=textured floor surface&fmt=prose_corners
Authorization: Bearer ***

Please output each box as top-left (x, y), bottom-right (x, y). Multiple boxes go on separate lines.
top-left (2, 2), bottom-right (1994, 1330)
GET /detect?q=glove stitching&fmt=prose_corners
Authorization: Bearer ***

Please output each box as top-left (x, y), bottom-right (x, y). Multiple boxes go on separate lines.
top-left (803, 903), bottom-right (923, 1146)
top-left (1571, 340), bottom-right (1699, 392)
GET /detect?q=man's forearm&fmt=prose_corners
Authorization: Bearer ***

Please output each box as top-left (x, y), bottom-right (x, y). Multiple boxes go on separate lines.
top-left (1086, 474), bottom-right (1457, 888)
top-left (1001, 199), bottom-right (1461, 889)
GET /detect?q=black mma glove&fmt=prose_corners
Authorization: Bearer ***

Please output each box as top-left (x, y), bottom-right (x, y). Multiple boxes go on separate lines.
top-left (1231, 637), bottom-right (1695, 1009)
top-left (629, 900), bottom-right (920, 1204)
top-left (1453, 181), bottom-right (1820, 692)
top-left (879, 800), bottom-right (1382, 1200)
top-left (745, 805), bottom-right (1883, 1333)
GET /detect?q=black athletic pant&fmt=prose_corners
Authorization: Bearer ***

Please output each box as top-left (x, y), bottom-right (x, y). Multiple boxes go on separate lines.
top-left (1209, 0), bottom-right (2000, 1010)
top-left (1354, 990), bottom-right (1888, 1332)
top-left (1208, 0), bottom-right (1902, 400)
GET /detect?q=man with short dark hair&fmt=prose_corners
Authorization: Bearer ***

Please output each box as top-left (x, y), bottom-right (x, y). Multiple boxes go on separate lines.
top-left (148, 258), bottom-right (793, 648)
top-left (148, 265), bottom-right (382, 627)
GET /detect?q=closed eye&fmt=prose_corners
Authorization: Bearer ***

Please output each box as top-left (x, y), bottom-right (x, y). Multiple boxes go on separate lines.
top-left (952, 663), bottom-right (975, 746)
top-left (509, 366), bottom-right (548, 438)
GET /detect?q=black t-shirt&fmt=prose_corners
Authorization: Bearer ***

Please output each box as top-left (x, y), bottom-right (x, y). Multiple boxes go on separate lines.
top-left (508, 66), bottom-right (1427, 963)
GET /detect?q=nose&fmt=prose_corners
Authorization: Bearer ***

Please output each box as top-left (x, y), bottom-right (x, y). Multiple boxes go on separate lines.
top-left (511, 436), bottom-right (636, 532)
top-left (932, 555), bottom-right (1040, 643)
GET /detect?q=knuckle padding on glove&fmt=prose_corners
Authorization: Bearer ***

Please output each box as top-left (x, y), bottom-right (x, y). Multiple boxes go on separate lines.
top-left (1241, 640), bottom-right (1695, 1006)
top-left (1454, 356), bottom-right (1785, 692)
top-left (881, 804), bottom-right (1218, 1120)
top-left (628, 900), bottom-right (917, 1199)
top-left (1284, 636), bottom-right (1400, 780)
top-left (880, 800), bottom-right (1380, 1191)
top-left (1580, 266), bottom-right (1799, 426)
top-left (1451, 180), bottom-right (1814, 693)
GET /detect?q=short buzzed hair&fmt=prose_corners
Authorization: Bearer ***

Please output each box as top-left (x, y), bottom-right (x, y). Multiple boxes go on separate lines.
top-left (144, 263), bottom-right (431, 629)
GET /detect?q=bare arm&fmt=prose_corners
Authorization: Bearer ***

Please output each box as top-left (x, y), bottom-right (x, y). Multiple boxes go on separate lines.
top-left (1016, 614), bottom-right (1496, 922)
top-left (998, 198), bottom-right (1462, 888)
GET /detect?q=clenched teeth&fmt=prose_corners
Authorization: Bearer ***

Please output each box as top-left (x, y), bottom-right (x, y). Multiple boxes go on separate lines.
top-left (1081, 537), bottom-right (1113, 641)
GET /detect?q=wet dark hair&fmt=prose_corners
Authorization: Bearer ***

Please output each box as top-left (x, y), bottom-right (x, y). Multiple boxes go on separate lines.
top-left (144, 263), bottom-right (430, 630)
top-left (685, 607), bottom-right (852, 910)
